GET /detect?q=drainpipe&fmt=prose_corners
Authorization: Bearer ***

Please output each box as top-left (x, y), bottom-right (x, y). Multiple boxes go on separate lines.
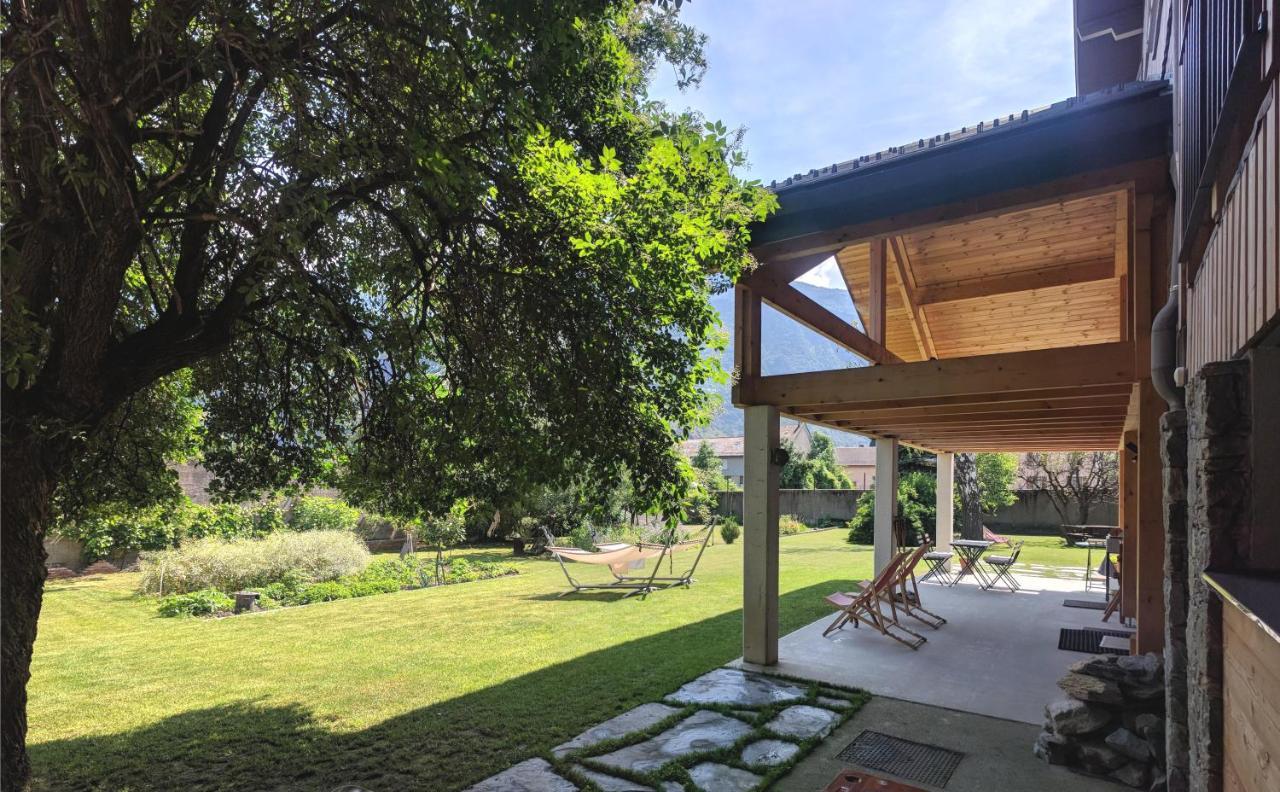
top-left (1152, 285), bottom-right (1184, 410)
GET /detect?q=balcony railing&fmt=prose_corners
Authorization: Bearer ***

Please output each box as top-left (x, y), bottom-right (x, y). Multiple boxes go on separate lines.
top-left (1179, 0), bottom-right (1267, 260)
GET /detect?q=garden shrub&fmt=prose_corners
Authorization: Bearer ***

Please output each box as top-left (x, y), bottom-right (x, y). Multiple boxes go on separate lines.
top-left (55, 502), bottom-right (181, 561)
top-left (138, 530), bottom-right (370, 595)
top-left (779, 514), bottom-right (807, 535)
top-left (445, 558), bottom-right (517, 584)
top-left (295, 581), bottom-right (355, 603)
top-left (157, 588), bottom-right (235, 617)
top-left (719, 517), bottom-right (741, 545)
top-left (288, 496), bottom-right (361, 533)
top-left (845, 470), bottom-right (938, 547)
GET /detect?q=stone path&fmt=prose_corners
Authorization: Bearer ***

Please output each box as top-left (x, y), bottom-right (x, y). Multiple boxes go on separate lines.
top-left (463, 668), bottom-right (862, 792)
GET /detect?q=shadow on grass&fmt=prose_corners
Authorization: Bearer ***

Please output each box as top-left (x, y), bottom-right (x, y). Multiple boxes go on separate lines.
top-left (31, 581), bottom-right (855, 792)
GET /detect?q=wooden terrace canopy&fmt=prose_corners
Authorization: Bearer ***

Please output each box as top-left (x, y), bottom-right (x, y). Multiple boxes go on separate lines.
top-left (735, 80), bottom-right (1173, 666)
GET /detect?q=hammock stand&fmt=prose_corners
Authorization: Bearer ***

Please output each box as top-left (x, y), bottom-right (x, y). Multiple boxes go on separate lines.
top-left (541, 523), bottom-right (715, 598)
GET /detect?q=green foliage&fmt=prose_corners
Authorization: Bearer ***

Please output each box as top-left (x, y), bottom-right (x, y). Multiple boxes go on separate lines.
top-left (445, 559), bottom-right (518, 584)
top-left (976, 452), bottom-right (1019, 514)
top-left (779, 514), bottom-right (807, 536)
top-left (54, 498), bottom-right (283, 561)
top-left (718, 517), bottom-right (741, 545)
top-left (138, 531), bottom-right (370, 595)
top-left (845, 471), bottom-right (938, 546)
top-left (288, 497), bottom-right (361, 533)
top-left (251, 555), bottom-right (516, 608)
top-left (690, 441), bottom-right (720, 475)
top-left (780, 436), bottom-right (853, 490)
top-left (156, 589), bottom-right (234, 618)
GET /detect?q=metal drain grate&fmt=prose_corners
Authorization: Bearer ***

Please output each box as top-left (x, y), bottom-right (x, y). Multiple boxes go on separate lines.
top-left (1058, 627), bottom-right (1131, 655)
top-left (835, 730), bottom-right (964, 788)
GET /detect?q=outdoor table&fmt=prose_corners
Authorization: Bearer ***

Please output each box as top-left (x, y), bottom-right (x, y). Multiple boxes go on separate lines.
top-left (949, 539), bottom-right (994, 587)
top-left (1076, 538), bottom-right (1107, 591)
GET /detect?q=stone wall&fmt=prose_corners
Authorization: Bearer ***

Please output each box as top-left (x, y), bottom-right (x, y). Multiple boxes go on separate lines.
top-left (714, 489), bottom-right (864, 524)
top-left (1160, 409), bottom-right (1189, 792)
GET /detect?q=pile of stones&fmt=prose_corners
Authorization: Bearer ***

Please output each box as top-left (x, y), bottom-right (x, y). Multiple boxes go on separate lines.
top-left (1035, 652), bottom-right (1167, 791)
top-left (466, 668), bottom-right (859, 792)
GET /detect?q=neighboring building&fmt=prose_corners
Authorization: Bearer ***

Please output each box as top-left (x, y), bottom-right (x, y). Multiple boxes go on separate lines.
top-left (833, 446), bottom-right (876, 488)
top-left (680, 423), bottom-right (812, 485)
top-left (732, 2), bottom-right (1280, 790)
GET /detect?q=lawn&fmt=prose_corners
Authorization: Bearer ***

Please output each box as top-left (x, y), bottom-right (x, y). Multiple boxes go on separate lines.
top-left (28, 529), bottom-right (1093, 791)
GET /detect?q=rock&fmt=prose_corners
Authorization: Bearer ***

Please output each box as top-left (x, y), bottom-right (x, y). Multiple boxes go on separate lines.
top-left (1077, 740), bottom-right (1128, 773)
top-left (572, 766), bottom-right (653, 791)
top-left (1105, 728), bottom-right (1153, 762)
top-left (1122, 679), bottom-right (1165, 703)
top-left (816, 696), bottom-right (853, 709)
top-left (1134, 713), bottom-right (1164, 741)
top-left (740, 739), bottom-right (800, 767)
top-left (687, 762), bottom-right (762, 792)
top-left (659, 784), bottom-right (683, 792)
top-left (1033, 731), bottom-right (1074, 765)
top-left (1148, 769), bottom-right (1167, 792)
top-left (763, 705), bottom-right (841, 740)
top-left (1058, 672), bottom-right (1125, 705)
top-left (593, 711), bottom-right (753, 773)
top-left (1069, 655), bottom-right (1128, 682)
top-left (1117, 653), bottom-right (1162, 682)
top-left (465, 758), bottom-right (577, 792)
top-left (1045, 698), bottom-right (1112, 736)
top-left (664, 669), bottom-right (807, 708)
top-left (553, 703), bottom-right (680, 757)
top-left (1111, 761), bottom-right (1151, 788)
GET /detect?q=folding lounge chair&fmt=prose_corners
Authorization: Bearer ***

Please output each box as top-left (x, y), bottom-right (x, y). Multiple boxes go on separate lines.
top-left (822, 552), bottom-right (926, 649)
top-left (892, 542), bottom-right (947, 629)
top-left (981, 540), bottom-right (1025, 592)
top-left (982, 525), bottom-right (1012, 546)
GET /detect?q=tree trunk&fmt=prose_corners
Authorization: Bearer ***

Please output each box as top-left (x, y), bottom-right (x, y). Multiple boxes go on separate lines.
top-left (955, 452), bottom-right (982, 539)
top-left (2, 434), bottom-right (60, 792)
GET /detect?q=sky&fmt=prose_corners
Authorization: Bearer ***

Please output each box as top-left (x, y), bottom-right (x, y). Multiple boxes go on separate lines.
top-left (649, 0), bottom-right (1078, 289)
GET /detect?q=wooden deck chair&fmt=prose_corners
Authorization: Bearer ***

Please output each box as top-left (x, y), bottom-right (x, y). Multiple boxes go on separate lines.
top-left (891, 541), bottom-right (947, 629)
top-left (822, 552), bottom-right (926, 649)
top-left (541, 528), bottom-right (667, 597)
top-left (982, 525), bottom-right (1012, 546)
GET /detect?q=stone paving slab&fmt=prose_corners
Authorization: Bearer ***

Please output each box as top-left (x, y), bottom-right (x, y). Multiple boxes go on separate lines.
top-left (665, 668), bottom-right (807, 708)
top-left (816, 695), bottom-right (853, 709)
top-left (554, 702), bottom-right (681, 757)
top-left (687, 762), bottom-right (763, 792)
top-left (573, 765), bottom-right (655, 791)
top-left (740, 738), bottom-right (800, 767)
top-left (465, 757), bottom-right (577, 792)
top-left (593, 710), bottom-right (754, 773)
top-left (764, 705), bottom-right (841, 740)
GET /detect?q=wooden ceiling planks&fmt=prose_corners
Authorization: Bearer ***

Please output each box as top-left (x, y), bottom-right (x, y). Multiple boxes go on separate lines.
top-left (833, 189), bottom-right (1127, 362)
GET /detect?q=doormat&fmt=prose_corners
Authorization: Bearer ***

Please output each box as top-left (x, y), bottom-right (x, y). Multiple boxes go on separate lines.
top-left (1058, 627), bottom-right (1131, 655)
top-left (835, 730), bottom-right (964, 788)
top-left (1062, 598), bottom-right (1107, 610)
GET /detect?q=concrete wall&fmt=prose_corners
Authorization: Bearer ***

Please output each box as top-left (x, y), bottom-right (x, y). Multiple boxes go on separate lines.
top-left (715, 487), bottom-right (1118, 531)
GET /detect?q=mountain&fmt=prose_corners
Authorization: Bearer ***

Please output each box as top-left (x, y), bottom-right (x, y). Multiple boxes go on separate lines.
top-left (693, 282), bottom-right (871, 446)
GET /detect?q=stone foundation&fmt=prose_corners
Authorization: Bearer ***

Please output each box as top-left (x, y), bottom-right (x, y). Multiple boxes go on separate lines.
top-left (1035, 653), bottom-right (1167, 790)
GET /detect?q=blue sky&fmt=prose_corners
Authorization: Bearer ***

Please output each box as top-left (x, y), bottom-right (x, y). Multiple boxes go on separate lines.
top-left (650, 0), bottom-right (1078, 289)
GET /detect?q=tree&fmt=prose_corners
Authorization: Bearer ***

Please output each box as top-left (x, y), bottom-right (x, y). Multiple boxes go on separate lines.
top-left (975, 452), bottom-right (1018, 515)
top-left (1020, 452), bottom-right (1120, 524)
top-left (954, 452), bottom-right (982, 539)
top-left (0, 3), bottom-right (774, 783)
top-left (414, 502), bottom-right (470, 585)
top-left (780, 433), bottom-right (852, 490)
top-left (691, 441), bottom-right (721, 476)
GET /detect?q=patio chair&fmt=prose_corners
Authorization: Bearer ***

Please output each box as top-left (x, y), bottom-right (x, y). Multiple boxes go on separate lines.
top-left (982, 525), bottom-right (1012, 546)
top-left (822, 552), bottom-right (927, 649)
top-left (980, 540), bottom-right (1025, 592)
top-left (892, 542), bottom-right (947, 629)
top-left (919, 536), bottom-right (956, 586)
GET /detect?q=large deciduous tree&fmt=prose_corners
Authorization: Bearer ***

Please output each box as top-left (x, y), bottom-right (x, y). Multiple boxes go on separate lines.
top-left (1019, 451), bottom-right (1120, 525)
top-left (0, 1), bottom-right (774, 785)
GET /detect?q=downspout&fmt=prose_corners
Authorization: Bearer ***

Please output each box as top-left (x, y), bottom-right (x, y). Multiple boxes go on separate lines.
top-left (1152, 283), bottom-right (1184, 410)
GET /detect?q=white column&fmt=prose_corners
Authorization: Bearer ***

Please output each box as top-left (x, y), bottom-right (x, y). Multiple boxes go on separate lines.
top-left (742, 405), bottom-right (779, 666)
top-left (935, 451), bottom-right (954, 568)
top-left (873, 438), bottom-right (899, 574)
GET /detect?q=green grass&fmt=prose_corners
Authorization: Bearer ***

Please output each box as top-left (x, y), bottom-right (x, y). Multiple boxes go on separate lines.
top-left (1004, 532), bottom-right (1100, 580)
top-left (29, 531), bottom-right (872, 791)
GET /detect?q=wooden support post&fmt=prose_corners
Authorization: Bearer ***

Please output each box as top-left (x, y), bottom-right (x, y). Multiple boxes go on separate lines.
top-left (874, 438), bottom-right (899, 573)
top-left (1135, 381), bottom-right (1166, 653)
top-left (1120, 429), bottom-right (1138, 621)
top-left (743, 405), bottom-right (780, 666)
top-left (732, 285), bottom-right (761, 406)
top-left (868, 238), bottom-right (887, 346)
top-left (935, 451), bottom-right (954, 569)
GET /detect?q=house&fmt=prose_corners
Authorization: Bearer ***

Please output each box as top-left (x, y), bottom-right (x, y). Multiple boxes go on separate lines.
top-left (833, 445), bottom-right (876, 489)
top-left (680, 423), bottom-right (811, 485)
top-left (732, 2), bottom-right (1280, 790)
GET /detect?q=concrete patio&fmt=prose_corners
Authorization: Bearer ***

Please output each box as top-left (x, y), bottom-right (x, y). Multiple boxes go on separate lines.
top-left (734, 572), bottom-right (1124, 725)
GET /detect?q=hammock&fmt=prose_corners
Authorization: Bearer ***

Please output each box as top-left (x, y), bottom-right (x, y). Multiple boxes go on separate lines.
top-left (541, 524), bottom-right (715, 598)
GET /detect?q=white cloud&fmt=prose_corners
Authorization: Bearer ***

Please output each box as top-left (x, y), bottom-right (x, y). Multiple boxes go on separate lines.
top-left (795, 257), bottom-right (843, 290)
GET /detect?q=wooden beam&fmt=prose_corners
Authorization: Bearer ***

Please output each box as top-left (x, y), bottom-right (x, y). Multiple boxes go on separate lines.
top-left (750, 161), bottom-right (1164, 262)
top-left (751, 275), bottom-right (902, 365)
top-left (752, 342), bottom-right (1136, 406)
top-left (889, 237), bottom-right (936, 358)
top-left (913, 259), bottom-right (1117, 305)
top-left (867, 238), bottom-right (887, 345)
top-left (732, 285), bottom-right (761, 406)
top-left (785, 384), bottom-right (1135, 415)
top-left (744, 251), bottom-right (834, 288)
top-left (809, 401), bottom-right (1133, 423)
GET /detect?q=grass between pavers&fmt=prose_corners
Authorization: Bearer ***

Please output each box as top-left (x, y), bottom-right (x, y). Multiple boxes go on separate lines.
top-left (29, 531), bottom-right (872, 791)
top-left (557, 677), bottom-right (870, 792)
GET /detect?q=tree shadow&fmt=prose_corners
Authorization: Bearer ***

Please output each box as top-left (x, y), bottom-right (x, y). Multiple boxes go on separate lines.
top-left (30, 581), bottom-right (854, 792)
